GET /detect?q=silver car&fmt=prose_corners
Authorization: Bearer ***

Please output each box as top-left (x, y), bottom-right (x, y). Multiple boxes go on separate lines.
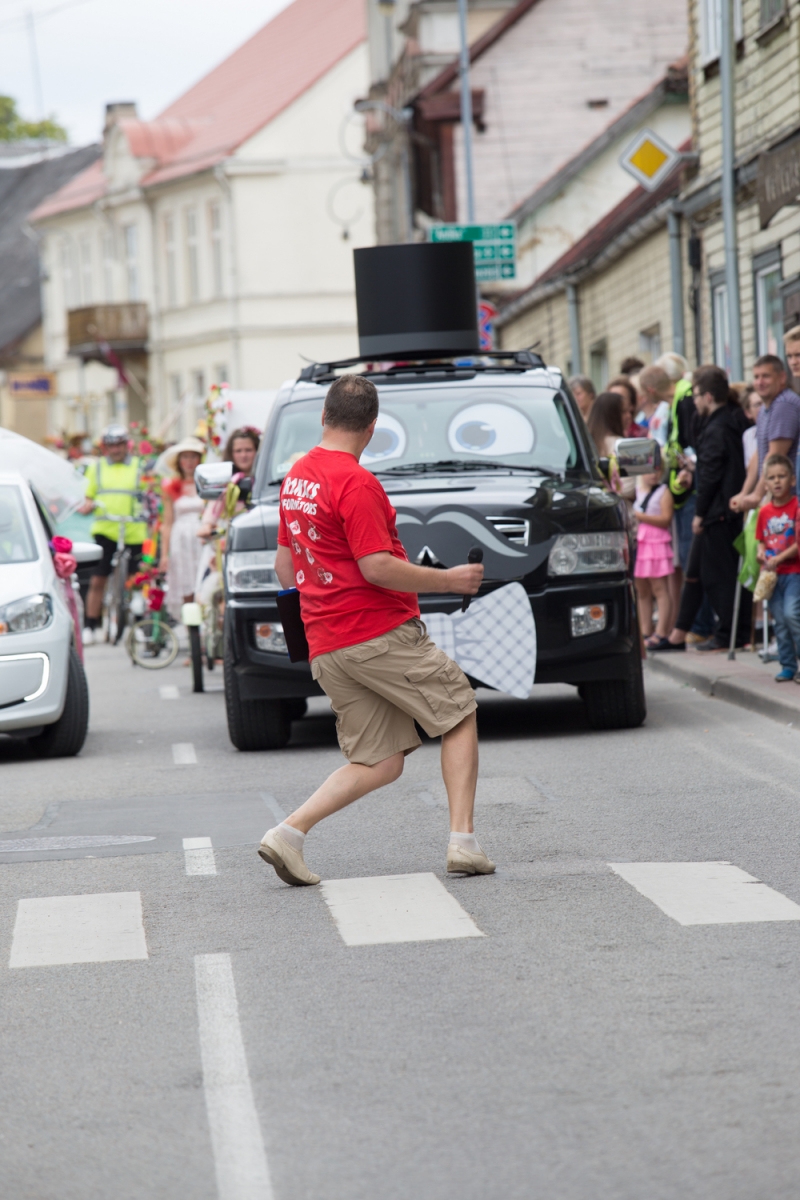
top-left (0, 472), bottom-right (101, 756)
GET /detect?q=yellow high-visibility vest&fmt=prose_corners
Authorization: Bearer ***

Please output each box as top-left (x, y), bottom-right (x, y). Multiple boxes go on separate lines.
top-left (85, 456), bottom-right (147, 544)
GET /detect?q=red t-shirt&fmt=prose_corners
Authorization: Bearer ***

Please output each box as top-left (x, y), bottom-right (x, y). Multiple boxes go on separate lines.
top-left (756, 496), bottom-right (800, 574)
top-left (277, 446), bottom-right (419, 658)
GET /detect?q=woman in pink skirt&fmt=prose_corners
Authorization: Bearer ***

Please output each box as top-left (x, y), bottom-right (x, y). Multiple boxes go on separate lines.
top-left (633, 471), bottom-right (675, 650)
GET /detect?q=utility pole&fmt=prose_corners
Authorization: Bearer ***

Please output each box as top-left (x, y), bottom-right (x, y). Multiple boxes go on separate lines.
top-left (26, 11), bottom-right (45, 121)
top-left (720, 0), bottom-right (742, 379)
top-left (457, 0), bottom-right (476, 223)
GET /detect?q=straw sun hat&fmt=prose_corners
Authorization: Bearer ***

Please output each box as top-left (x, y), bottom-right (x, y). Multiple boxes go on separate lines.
top-left (164, 437), bottom-right (206, 475)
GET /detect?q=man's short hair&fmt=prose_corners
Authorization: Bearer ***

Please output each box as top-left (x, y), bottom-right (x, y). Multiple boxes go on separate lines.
top-left (692, 364), bottom-right (733, 406)
top-left (783, 325), bottom-right (800, 346)
top-left (764, 453), bottom-right (794, 475)
top-left (655, 351), bottom-right (689, 382)
top-left (324, 374), bottom-right (379, 431)
top-left (619, 356), bottom-right (645, 376)
top-left (754, 354), bottom-right (787, 374)
top-left (638, 364), bottom-right (672, 396)
top-left (568, 374), bottom-right (595, 397)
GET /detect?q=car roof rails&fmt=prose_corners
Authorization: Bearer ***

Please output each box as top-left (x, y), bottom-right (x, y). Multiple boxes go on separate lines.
top-left (297, 348), bottom-right (546, 385)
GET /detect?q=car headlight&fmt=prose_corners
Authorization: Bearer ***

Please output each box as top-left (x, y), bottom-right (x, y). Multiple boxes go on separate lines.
top-left (0, 593), bottom-right (53, 635)
top-left (253, 622), bottom-right (288, 654)
top-left (548, 533), bottom-right (627, 576)
top-left (226, 550), bottom-right (280, 594)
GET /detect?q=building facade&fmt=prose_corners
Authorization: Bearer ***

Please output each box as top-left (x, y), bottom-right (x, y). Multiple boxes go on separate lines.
top-left (31, 0), bottom-right (373, 443)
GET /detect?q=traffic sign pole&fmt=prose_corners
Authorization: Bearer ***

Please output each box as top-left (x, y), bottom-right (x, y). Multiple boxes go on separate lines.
top-left (457, 0), bottom-right (476, 225)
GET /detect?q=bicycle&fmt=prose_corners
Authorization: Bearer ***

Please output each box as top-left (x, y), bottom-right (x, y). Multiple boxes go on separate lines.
top-left (126, 572), bottom-right (180, 669)
top-left (95, 509), bottom-right (144, 644)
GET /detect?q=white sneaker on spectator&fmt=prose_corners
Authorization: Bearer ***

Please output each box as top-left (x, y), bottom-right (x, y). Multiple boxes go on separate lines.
top-left (82, 627), bottom-right (95, 646)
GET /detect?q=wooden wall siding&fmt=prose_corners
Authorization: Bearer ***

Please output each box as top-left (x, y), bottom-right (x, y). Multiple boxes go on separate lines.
top-left (444, 0), bottom-right (688, 223)
top-left (501, 291), bottom-right (571, 366)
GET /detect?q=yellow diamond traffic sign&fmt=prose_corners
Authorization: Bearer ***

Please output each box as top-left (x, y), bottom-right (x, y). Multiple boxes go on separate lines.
top-left (619, 128), bottom-right (680, 191)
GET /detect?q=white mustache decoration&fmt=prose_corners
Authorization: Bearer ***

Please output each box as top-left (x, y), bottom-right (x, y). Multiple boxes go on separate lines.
top-left (423, 582), bottom-right (536, 700)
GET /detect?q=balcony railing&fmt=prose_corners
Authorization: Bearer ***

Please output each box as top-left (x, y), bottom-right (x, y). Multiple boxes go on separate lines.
top-left (67, 303), bottom-right (148, 357)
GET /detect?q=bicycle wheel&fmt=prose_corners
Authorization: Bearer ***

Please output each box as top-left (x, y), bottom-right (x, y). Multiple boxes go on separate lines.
top-left (189, 625), bottom-right (204, 692)
top-left (128, 617), bottom-right (180, 669)
top-left (105, 561), bottom-right (124, 643)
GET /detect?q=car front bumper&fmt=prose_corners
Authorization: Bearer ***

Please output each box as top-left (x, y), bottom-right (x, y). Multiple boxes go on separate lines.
top-left (0, 610), bottom-right (71, 731)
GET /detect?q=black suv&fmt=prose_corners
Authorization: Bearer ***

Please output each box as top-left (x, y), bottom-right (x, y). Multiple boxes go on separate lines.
top-left (213, 352), bottom-right (656, 750)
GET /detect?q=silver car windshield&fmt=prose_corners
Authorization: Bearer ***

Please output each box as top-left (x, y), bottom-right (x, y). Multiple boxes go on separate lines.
top-left (264, 384), bottom-right (580, 484)
top-left (0, 484), bottom-right (38, 564)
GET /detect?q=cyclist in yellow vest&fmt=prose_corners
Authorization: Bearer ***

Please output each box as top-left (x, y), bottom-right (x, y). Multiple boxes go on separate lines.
top-left (77, 424), bottom-right (147, 645)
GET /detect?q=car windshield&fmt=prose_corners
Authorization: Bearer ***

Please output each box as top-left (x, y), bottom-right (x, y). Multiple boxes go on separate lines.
top-left (0, 484), bottom-right (38, 564)
top-left (263, 384), bottom-right (580, 487)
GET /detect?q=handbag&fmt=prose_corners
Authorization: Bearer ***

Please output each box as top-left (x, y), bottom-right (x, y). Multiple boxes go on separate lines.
top-left (276, 588), bottom-right (310, 662)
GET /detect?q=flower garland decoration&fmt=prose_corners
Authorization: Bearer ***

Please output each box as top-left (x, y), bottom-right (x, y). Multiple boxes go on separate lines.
top-left (204, 383), bottom-right (232, 455)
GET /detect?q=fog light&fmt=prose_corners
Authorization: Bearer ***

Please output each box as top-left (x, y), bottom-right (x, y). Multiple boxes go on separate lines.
top-left (571, 603), bottom-right (607, 637)
top-left (254, 622), bottom-right (287, 654)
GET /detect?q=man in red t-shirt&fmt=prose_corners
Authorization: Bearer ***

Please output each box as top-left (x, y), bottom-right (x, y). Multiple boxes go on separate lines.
top-left (755, 454), bottom-right (800, 681)
top-left (258, 374), bottom-right (493, 886)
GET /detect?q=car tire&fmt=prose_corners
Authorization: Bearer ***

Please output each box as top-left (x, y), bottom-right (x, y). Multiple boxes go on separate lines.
top-left (581, 643), bottom-right (646, 731)
top-left (33, 645), bottom-right (90, 757)
top-left (223, 641), bottom-right (290, 751)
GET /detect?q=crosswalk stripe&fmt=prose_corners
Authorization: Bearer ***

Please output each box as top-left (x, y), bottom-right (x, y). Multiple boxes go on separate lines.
top-left (172, 743), bottom-right (197, 764)
top-left (183, 837), bottom-right (217, 876)
top-left (195, 954), bottom-right (273, 1199)
top-left (9, 892), bottom-right (148, 968)
top-left (159, 685), bottom-right (180, 700)
top-left (609, 862), bottom-right (800, 926)
top-left (321, 872), bottom-right (485, 946)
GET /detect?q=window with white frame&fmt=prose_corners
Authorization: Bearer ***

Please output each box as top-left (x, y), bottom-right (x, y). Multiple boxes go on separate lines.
top-left (639, 325), bottom-right (662, 362)
top-left (214, 363), bottom-right (229, 385)
top-left (700, 0), bottom-right (743, 65)
top-left (754, 253), bottom-right (783, 356)
top-left (169, 373), bottom-right (183, 407)
top-left (209, 202), bottom-right (223, 297)
top-left (185, 207), bottom-right (200, 301)
top-left (78, 235), bottom-right (92, 306)
top-left (102, 232), bottom-right (115, 302)
top-left (192, 369), bottom-right (206, 403)
top-left (760, 0), bottom-right (785, 27)
top-left (123, 224), bottom-right (139, 301)
top-left (61, 239), bottom-right (78, 308)
top-left (164, 213), bottom-right (177, 307)
top-left (589, 341), bottom-right (609, 392)
top-left (711, 277), bottom-right (732, 374)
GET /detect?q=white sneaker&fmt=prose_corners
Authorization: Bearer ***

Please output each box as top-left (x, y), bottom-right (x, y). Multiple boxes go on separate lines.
top-left (82, 626), bottom-right (95, 646)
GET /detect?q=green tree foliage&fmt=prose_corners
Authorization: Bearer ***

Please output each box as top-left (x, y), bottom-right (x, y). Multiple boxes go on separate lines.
top-left (0, 96), bottom-right (67, 142)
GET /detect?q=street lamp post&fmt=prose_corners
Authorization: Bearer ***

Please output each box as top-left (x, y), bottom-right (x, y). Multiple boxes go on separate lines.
top-left (457, 0), bottom-right (476, 224)
top-left (720, 0), bottom-right (742, 379)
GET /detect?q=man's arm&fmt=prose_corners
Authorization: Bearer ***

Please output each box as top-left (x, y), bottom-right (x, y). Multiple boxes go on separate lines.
top-left (358, 551), bottom-right (483, 595)
top-left (730, 449), bottom-right (764, 512)
top-left (275, 543), bottom-right (296, 589)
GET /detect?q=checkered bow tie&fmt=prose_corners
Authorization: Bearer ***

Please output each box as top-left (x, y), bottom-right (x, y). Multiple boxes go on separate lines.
top-left (424, 582), bottom-right (536, 700)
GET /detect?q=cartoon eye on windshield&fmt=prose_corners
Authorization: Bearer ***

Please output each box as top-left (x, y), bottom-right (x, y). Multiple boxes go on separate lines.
top-left (361, 414), bottom-right (407, 464)
top-left (448, 403), bottom-right (535, 456)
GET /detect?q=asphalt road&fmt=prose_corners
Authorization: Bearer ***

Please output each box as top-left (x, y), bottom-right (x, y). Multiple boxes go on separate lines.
top-left (1, 646), bottom-right (800, 1199)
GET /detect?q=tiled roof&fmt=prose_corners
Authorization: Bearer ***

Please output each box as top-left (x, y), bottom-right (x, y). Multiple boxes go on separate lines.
top-left (32, 0), bottom-right (365, 219)
top-left (417, 0), bottom-right (542, 99)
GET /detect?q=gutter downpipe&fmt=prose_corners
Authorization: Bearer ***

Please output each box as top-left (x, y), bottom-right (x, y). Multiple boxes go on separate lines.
top-left (566, 282), bottom-right (582, 374)
top-left (214, 164), bottom-right (242, 389)
top-left (720, 0), bottom-right (742, 379)
top-left (667, 207), bottom-right (685, 357)
top-left (457, 0), bottom-right (476, 223)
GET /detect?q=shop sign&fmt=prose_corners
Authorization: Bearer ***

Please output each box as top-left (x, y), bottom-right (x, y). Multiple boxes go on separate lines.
top-left (757, 138), bottom-right (800, 229)
top-left (7, 372), bottom-right (57, 399)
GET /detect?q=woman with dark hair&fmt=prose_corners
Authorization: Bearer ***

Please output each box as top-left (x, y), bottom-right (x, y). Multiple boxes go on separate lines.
top-left (608, 376), bottom-right (646, 437)
top-left (586, 391), bottom-right (636, 503)
top-left (655, 365), bottom-right (751, 652)
top-left (197, 427), bottom-right (261, 541)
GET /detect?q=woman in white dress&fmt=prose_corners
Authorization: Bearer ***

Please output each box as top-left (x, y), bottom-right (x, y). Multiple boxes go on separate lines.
top-left (159, 437), bottom-right (205, 622)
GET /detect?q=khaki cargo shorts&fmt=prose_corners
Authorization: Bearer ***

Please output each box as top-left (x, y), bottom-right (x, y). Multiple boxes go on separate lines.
top-left (310, 619), bottom-right (477, 766)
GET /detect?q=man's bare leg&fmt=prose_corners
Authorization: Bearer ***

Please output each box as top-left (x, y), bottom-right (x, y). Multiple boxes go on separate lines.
top-left (284, 752), bottom-right (405, 834)
top-left (86, 575), bottom-right (105, 621)
top-left (441, 710), bottom-right (478, 832)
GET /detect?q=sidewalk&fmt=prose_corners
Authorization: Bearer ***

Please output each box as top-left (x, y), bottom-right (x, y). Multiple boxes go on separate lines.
top-left (646, 646), bottom-right (800, 727)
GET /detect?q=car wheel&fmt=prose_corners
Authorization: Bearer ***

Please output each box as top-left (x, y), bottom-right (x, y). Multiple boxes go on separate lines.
top-left (33, 645), bottom-right (90, 757)
top-left (580, 642), bottom-right (646, 731)
top-left (223, 641), bottom-right (290, 751)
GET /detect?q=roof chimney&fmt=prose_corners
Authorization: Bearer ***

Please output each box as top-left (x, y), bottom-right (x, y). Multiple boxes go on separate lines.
top-left (103, 102), bottom-right (138, 136)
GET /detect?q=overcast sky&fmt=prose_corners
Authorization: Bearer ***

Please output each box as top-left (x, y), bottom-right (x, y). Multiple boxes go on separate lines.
top-left (0, 0), bottom-right (292, 145)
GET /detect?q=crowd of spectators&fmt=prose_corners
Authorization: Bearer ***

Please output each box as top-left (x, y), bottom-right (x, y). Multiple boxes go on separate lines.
top-left (569, 325), bottom-right (800, 680)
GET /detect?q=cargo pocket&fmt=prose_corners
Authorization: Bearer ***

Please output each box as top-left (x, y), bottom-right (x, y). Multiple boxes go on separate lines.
top-left (342, 636), bottom-right (389, 664)
top-left (310, 659), bottom-right (322, 681)
top-left (404, 655), bottom-right (471, 719)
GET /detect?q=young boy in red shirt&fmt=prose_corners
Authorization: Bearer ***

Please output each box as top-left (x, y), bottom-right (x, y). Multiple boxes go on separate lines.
top-left (755, 453), bottom-right (800, 680)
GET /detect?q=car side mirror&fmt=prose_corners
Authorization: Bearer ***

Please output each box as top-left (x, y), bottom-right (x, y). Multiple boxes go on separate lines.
top-left (237, 475), bottom-right (254, 502)
top-left (71, 541), bottom-right (103, 564)
top-left (195, 462), bottom-right (233, 499)
top-left (613, 437), bottom-right (662, 476)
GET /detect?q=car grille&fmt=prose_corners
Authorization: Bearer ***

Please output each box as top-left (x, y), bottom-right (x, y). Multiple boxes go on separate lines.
top-left (486, 516), bottom-right (530, 546)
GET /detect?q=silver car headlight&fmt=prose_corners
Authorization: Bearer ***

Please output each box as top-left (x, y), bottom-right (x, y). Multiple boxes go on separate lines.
top-left (226, 550), bottom-right (280, 594)
top-left (0, 593), bottom-right (53, 635)
top-left (548, 533), bottom-right (627, 576)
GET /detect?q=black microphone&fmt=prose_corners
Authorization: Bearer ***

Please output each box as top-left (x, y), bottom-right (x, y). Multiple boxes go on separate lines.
top-left (461, 546), bottom-right (484, 612)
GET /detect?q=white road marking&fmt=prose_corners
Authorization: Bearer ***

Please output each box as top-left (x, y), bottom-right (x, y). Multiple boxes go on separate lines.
top-left (172, 742), bottom-right (197, 765)
top-left (195, 954), bottom-right (273, 1200)
top-left (0, 835), bottom-right (155, 853)
top-left (261, 793), bottom-right (286, 823)
top-left (9, 892), bottom-right (148, 968)
top-left (160, 685), bottom-right (180, 700)
top-left (321, 873), bottom-right (484, 946)
top-left (184, 837), bottom-right (217, 876)
top-left (609, 862), bottom-right (800, 926)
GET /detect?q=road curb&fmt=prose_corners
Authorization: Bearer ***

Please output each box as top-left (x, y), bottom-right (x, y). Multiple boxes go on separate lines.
top-left (645, 654), bottom-right (800, 727)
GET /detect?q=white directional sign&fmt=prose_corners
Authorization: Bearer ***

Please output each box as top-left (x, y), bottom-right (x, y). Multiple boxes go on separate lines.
top-left (430, 222), bottom-right (516, 281)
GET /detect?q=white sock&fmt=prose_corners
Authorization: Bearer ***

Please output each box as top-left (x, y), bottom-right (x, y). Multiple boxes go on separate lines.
top-left (449, 831), bottom-right (480, 853)
top-left (276, 822), bottom-right (305, 851)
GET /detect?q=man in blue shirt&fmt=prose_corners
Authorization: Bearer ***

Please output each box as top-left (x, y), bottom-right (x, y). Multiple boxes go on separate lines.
top-left (730, 355), bottom-right (800, 513)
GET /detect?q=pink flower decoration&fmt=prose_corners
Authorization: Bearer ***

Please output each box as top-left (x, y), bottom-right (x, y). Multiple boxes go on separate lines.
top-left (51, 536), bottom-right (73, 554)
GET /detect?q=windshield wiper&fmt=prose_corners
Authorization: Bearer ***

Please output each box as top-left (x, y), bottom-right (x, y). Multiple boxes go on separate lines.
top-left (374, 459), bottom-right (562, 477)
